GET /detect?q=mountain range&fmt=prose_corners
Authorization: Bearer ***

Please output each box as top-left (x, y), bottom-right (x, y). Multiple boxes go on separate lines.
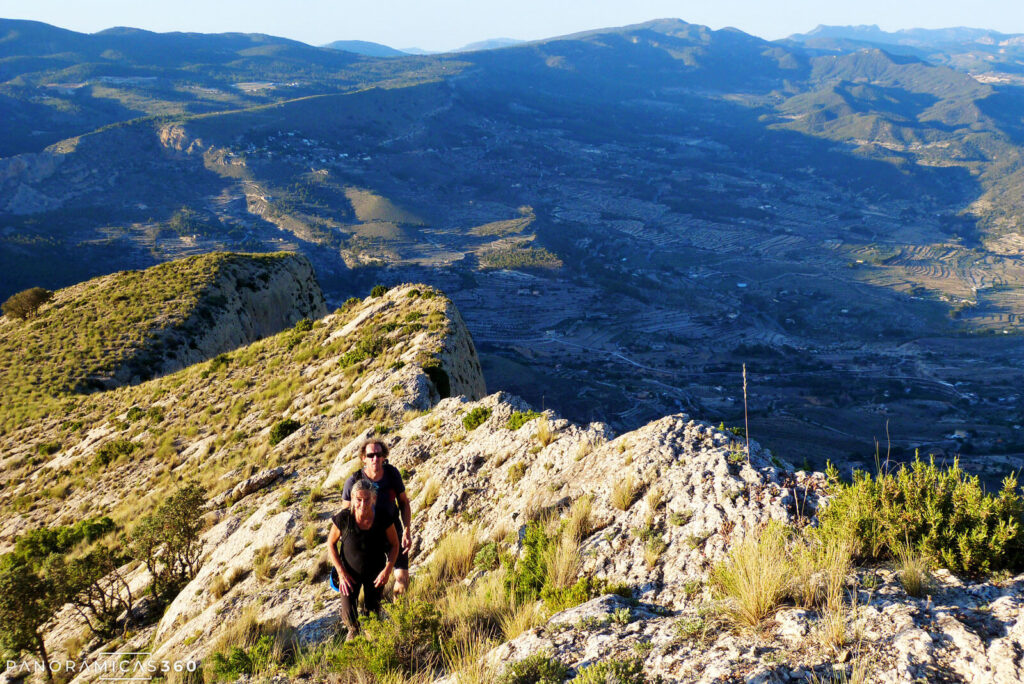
top-left (1, 17), bottom-right (1023, 475)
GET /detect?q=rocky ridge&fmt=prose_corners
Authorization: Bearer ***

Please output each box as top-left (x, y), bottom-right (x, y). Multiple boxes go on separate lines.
top-left (1, 276), bottom-right (1022, 683)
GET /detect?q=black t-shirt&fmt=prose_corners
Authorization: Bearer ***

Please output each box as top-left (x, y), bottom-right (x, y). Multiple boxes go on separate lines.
top-left (331, 508), bottom-right (395, 577)
top-left (342, 464), bottom-right (406, 519)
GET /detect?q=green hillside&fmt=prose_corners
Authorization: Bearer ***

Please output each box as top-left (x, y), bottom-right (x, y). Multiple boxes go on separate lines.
top-left (0, 252), bottom-right (300, 434)
top-left (0, 268), bottom-right (460, 533)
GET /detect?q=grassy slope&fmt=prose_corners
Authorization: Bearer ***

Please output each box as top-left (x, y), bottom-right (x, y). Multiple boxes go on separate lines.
top-left (0, 275), bottom-right (455, 545)
top-left (0, 252), bottom-right (300, 435)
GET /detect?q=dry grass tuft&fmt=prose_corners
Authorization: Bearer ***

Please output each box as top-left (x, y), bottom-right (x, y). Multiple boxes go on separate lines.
top-left (432, 528), bottom-right (480, 582)
top-left (442, 632), bottom-right (496, 684)
top-left (253, 546), bottom-right (275, 581)
top-left (610, 475), bottom-right (639, 511)
top-left (535, 417), bottom-right (555, 447)
top-left (564, 495), bottom-right (594, 543)
top-left (895, 543), bottom-right (931, 598)
top-left (303, 523), bottom-right (319, 549)
top-left (711, 522), bottom-right (790, 629)
top-left (418, 477), bottom-right (440, 512)
top-left (544, 536), bottom-right (582, 591)
top-left (644, 537), bottom-right (668, 570)
top-left (280, 533), bottom-right (297, 558)
top-left (499, 599), bottom-right (547, 640)
top-left (210, 574), bottom-right (228, 600)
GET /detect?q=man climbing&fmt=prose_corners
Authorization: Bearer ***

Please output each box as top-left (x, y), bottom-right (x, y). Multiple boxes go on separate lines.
top-left (327, 479), bottom-right (399, 640)
top-left (340, 438), bottom-right (413, 593)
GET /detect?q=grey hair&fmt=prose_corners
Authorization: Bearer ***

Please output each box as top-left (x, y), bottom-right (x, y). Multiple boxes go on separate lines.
top-left (351, 479), bottom-right (378, 500)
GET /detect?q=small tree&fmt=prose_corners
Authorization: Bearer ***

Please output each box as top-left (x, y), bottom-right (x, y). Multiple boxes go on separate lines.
top-left (46, 549), bottom-right (135, 639)
top-left (0, 556), bottom-right (60, 683)
top-left (129, 483), bottom-right (207, 603)
top-left (1, 287), bottom-right (53, 320)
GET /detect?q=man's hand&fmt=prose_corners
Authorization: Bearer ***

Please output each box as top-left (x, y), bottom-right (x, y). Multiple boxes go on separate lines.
top-left (402, 528), bottom-right (412, 553)
top-left (336, 567), bottom-right (354, 596)
top-left (374, 565), bottom-right (393, 588)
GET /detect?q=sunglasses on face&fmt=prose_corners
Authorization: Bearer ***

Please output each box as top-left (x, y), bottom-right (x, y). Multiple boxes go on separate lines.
top-left (365, 451), bottom-right (385, 459)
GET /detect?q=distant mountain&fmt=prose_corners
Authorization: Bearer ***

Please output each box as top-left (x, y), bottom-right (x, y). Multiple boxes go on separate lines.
top-left (790, 24), bottom-right (1019, 48)
top-left (321, 39), bottom-right (407, 57)
top-left (788, 24), bottom-right (1024, 77)
top-left (0, 18), bottom-right (449, 156)
top-left (454, 37), bottom-right (524, 52)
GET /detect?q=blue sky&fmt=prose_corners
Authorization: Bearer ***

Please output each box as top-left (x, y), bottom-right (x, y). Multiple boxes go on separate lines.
top-left (2, 0), bottom-right (1024, 51)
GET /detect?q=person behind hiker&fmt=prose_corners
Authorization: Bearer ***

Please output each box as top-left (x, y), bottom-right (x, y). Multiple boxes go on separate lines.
top-left (340, 438), bottom-right (413, 593)
top-left (327, 479), bottom-right (398, 639)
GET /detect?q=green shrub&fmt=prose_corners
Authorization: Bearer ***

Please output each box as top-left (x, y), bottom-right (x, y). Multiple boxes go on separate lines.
top-left (269, 419), bottom-right (301, 446)
top-left (126, 406), bottom-right (145, 422)
top-left (474, 542), bottom-right (499, 572)
top-left (293, 318), bottom-right (313, 333)
top-left (93, 439), bottom-right (137, 468)
top-left (502, 522), bottom-right (599, 612)
top-left (575, 658), bottom-right (647, 684)
top-left (209, 634), bottom-right (275, 680)
top-left (818, 456), bottom-right (1024, 578)
top-left (12, 517), bottom-right (116, 568)
top-left (541, 576), bottom-right (597, 612)
top-left (353, 402), bottom-right (376, 420)
top-left (498, 652), bottom-right (569, 684)
top-left (331, 599), bottom-right (442, 677)
top-left (462, 407), bottom-right (492, 431)
top-left (370, 285), bottom-right (388, 297)
top-left (36, 441), bottom-right (61, 456)
top-left (2, 287), bottom-right (52, 320)
top-left (208, 353), bottom-right (231, 374)
top-left (507, 410), bottom-right (543, 431)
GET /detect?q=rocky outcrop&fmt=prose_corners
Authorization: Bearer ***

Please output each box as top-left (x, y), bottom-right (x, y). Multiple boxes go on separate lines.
top-left (116, 252), bottom-right (328, 386)
top-left (0, 151), bottom-right (64, 214)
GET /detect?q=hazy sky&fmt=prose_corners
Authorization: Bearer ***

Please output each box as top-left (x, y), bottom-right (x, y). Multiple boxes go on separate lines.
top-left (2, 0), bottom-right (1024, 51)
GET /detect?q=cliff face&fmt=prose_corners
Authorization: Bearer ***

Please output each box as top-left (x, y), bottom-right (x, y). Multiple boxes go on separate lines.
top-left (140, 252), bottom-right (328, 384)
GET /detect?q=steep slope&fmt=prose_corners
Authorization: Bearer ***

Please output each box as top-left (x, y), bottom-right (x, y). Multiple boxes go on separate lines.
top-left (0, 274), bottom-right (482, 540)
top-left (0, 252), bottom-right (325, 436)
top-left (2, 275), bottom-right (1021, 683)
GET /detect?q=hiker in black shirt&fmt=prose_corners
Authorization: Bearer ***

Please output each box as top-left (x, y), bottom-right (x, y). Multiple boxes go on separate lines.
top-left (341, 438), bottom-right (413, 594)
top-left (327, 478), bottom-right (399, 639)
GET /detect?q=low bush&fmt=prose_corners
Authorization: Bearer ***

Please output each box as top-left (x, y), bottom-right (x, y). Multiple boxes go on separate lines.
top-left (352, 402), bottom-right (376, 420)
top-left (506, 410), bottom-right (542, 431)
top-left (575, 658), bottom-right (647, 684)
top-left (818, 456), bottom-right (1024, 578)
top-left (93, 439), bottom-right (137, 469)
top-left (342, 598), bottom-right (442, 676)
top-left (498, 652), bottom-right (568, 684)
top-left (462, 407), bottom-right (492, 431)
top-left (268, 419), bottom-right (300, 446)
